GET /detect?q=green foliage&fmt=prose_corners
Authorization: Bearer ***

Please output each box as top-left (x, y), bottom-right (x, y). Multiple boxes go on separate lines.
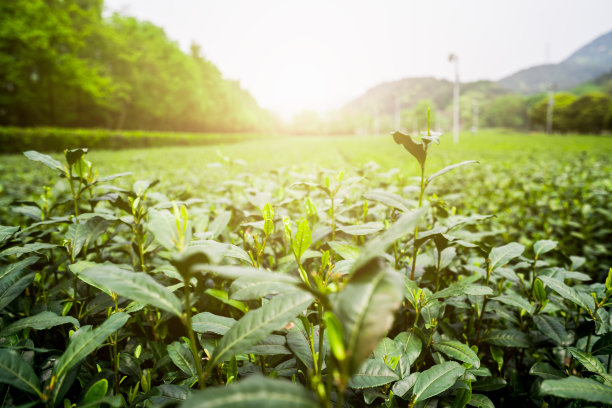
top-left (0, 128), bottom-right (610, 407)
top-left (0, 1), bottom-right (273, 132)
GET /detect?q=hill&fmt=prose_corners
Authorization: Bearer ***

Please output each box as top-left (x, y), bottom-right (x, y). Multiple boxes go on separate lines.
top-left (498, 30), bottom-right (612, 93)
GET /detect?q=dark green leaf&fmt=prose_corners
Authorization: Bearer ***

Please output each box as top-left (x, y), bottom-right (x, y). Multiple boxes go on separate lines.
top-left (0, 348), bottom-right (41, 397)
top-left (192, 312), bottom-right (236, 335)
top-left (209, 292), bottom-right (314, 367)
top-left (348, 358), bottom-right (399, 389)
top-left (181, 376), bottom-right (319, 408)
top-left (413, 361), bottom-right (466, 402)
top-left (392, 131), bottom-right (426, 167)
top-left (0, 311), bottom-right (79, 337)
top-left (433, 340), bottom-right (480, 368)
top-left (81, 264), bottom-right (183, 316)
top-left (540, 376), bottom-right (612, 404)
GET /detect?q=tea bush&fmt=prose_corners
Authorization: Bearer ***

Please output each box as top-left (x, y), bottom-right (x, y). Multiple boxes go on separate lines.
top-left (0, 123), bottom-right (611, 407)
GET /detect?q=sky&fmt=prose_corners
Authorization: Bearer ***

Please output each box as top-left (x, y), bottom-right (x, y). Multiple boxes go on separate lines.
top-left (104, 0), bottom-right (612, 119)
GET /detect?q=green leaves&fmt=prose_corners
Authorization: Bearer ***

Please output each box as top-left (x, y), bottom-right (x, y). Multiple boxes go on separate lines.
top-left (0, 311), bottom-right (79, 337)
top-left (81, 264), bottom-right (183, 316)
top-left (333, 258), bottom-right (404, 373)
top-left (483, 329), bottom-right (530, 348)
top-left (540, 376), bottom-right (612, 404)
top-left (413, 361), bottom-right (466, 402)
top-left (0, 348), bottom-right (41, 397)
top-left (181, 376), bottom-right (319, 408)
top-left (208, 292), bottom-right (314, 367)
top-left (262, 203), bottom-right (274, 236)
top-left (52, 313), bottom-right (130, 404)
top-left (538, 275), bottom-right (594, 312)
top-left (392, 131), bottom-right (427, 168)
top-left (533, 240), bottom-right (557, 258)
top-left (293, 218), bottom-right (312, 262)
top-left (433, 340), bottom-right (480, 368)
top-left (488, 242), bottom-right (524, 272)
top-left (348, 358), bottom-right (399, 389)
top-left (426, 160), bottom-right (478, 186)
top-left (23, 150), bottom-right (64, 172)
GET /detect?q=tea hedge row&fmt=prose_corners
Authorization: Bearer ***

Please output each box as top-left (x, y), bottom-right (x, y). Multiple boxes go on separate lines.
top-left (0, 129), bottom-right (611, 407)
top-left (0, 127), bottom-right (271, 153)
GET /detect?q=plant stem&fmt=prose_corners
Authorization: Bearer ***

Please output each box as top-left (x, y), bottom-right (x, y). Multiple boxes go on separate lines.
top-left (410, 166), bottom-right (425, 280)
top-left (330, 195), bottom-right (336, 241)
top-left (317, 303), bottom-right (325, 375)
top-left (182, 274), bottom-right (205, 390)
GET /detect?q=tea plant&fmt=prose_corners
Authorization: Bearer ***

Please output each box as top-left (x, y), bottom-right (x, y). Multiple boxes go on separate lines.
top-left (0, 117), bottom-right (611, 407)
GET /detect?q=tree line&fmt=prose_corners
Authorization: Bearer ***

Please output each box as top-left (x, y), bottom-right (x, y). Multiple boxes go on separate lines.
top-left (0, 0), bottom-right (275, 132)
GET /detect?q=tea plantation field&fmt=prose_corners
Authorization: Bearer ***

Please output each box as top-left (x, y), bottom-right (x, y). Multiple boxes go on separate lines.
top-left (0, 130), bottom-right (611, 407)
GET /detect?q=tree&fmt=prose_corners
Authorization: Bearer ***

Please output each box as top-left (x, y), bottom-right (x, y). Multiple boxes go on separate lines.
top-left (529, 93), bottom-right (576, 133)
top-left (566, 92), bottom-right (611, 134)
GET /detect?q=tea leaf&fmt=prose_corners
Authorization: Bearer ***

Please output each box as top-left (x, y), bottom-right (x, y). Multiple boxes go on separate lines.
top-left (0, 348), bottom-right (41, 397)
top-left (181, 376), bottom-right (319, 408)
top-left (467, 394), bottom-right (495, 408)
top-left (567, 347), bottom-right (605, 374)
top-left (52, 313), bottom-right (130, 404)
top-left (533, 240), bottom-right (557, 258)
top-left (293, 218), bottom-right (312, 261)
top-left (191, 312), bottom-right (236, 335)
top-left (483, 329), bottom-right (530, 348)
top-left (209, 292), bottom-right (314, 367)
top-left (540, 376), bottom-right (612, 404)
top-left (413, 361), bottom-right (466, 402)
top-left (392, 131), bottom-right (426, 168)
top-left (81, 264), bottom-right (183, 316)
top-left (488, 242), bottom-right (524, 272)
top-left (168, 341), bottom-right (197, 377)
top-left (538, 275), bottom-right (594, 312)
top-left (592, 332), bottom-right (612, 355)
top-left (426, 160), bottom-right (478, 185)
top-left (24, 150), bottom-right (64, 172)
top-left (0, 311), bottom-right (79, 337)
top-left (348, 358), bottom-right (399, 389)
top-left (433, 340), bottom-right (480, 368)
top-left (334, 258), bottom-right (403, 373)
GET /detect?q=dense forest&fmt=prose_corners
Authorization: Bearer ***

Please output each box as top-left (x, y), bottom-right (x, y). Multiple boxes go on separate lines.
top-left (0, 0), bottom-right (275, 132)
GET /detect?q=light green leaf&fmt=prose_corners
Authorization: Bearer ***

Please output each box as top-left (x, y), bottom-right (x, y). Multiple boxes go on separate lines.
top-left (293, 219), bottom-right (312, 261)
top-left (427, 160), bottom-right (478, 185)
top-left (0, 311), bottom-right (79, 337)
top-left (192, 312), bottom-right (236, 335)
top-left (348, 358), bottom-right (399, 389)
top-left (24, 150), bottom-right (64, 172)
top-left (168, 341), bottom-right (197, 377)
top-left (538, 275), bottom-right (594, 312)
top-left (181, 376), bottom-right (318, 408)
top-left (363, 190), bottom-right (411, 212)
top-left (413, 361), bottom-right (466, 402)
top-left (540, 376), bottom-right (612, 404)
top-left (351, 207), bottom-right (426, 273)
top-left (81, 264), bottom-right (182, 316)
top-left (334, 259), bottom-right (404, 373)
top-left (0, 348), bottom-right (41, 397)
top-left (338, 222), bottom-right (384, 236)
top-left (230, 277), bottom-right (300, 301)
top-left (81, 378), bottom-right (108, 405)
top-left (209, 292), bottom-right (314, 367)
top-left (534, 240), bottom-right (557, 258)
top-left (488, 243), bottom-right (524, 272)
top-left (328, 241), bottom-right (360, 261)
top-left (433, 340), bottom-right (480, 368)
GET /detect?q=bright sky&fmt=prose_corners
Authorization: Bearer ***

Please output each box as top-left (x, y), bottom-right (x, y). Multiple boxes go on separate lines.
top-left (104, 0), bottom-right (612, 119)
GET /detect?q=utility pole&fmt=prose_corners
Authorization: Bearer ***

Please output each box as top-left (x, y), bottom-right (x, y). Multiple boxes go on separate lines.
top-left (546, 84), bottom-right (555, 134)
top-left (449, 54), bottom-right (460, 144)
